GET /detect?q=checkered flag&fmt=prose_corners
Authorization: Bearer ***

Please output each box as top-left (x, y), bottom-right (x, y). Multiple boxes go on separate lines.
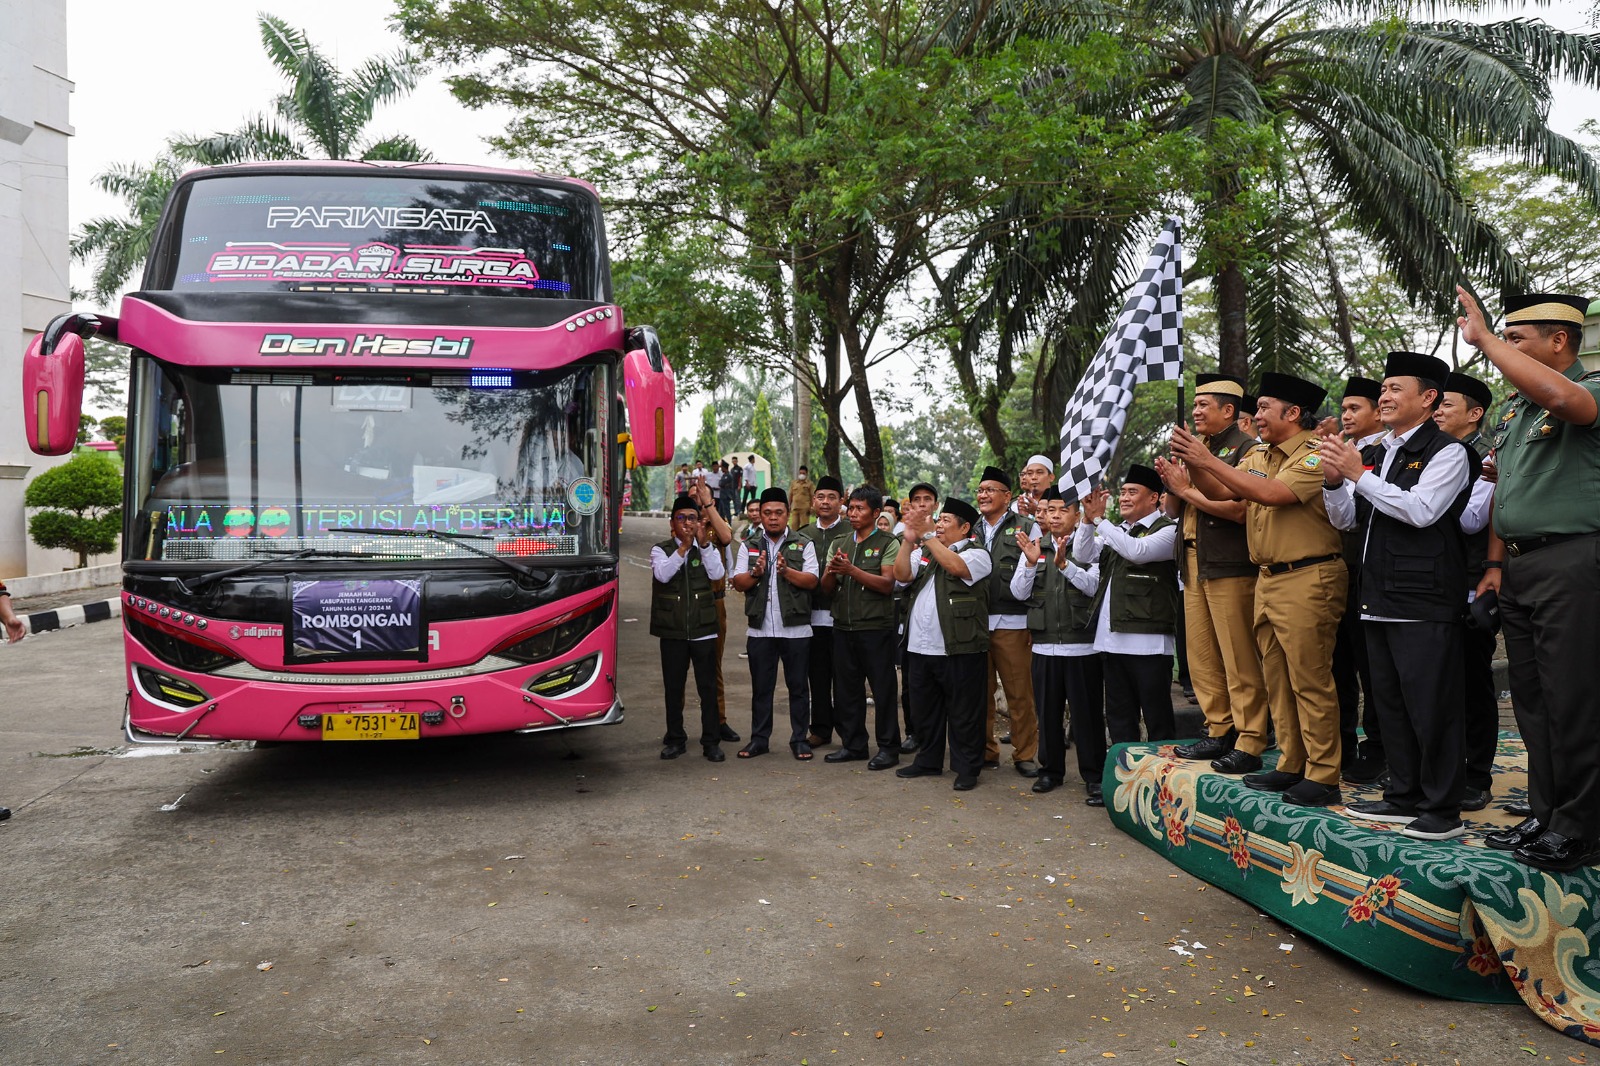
top-left (1056, 219), bottom-right (1184, 503)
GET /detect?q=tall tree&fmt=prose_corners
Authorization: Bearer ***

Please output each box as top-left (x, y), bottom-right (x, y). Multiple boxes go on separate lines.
top-left (693, 405), bottom-right (723, 466)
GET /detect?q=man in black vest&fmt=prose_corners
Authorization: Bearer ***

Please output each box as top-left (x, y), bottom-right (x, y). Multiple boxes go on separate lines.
top-left (1158, 373), bottom-right (1269, 773)
top-left (688, 478), bottom-right (743, 745)
top-left (650, 496), bottom-right (729, 761)
top-left (1322, 352), bottom-right (1476, 840)
top-left (730, 487), bottom-right (821, 759)
top-left (975, 466), bottom-right (1041, 776)
top-left (823, 485), bottom-right (902, 768)
top-left (799, 476), bottom-right (850, 748)
top-left (1333, 375), bottom-right (1388, 784)
top-left (1436, 371), bottom-right (1498, 811)
top-left (893, 497), bottom-right (993, 790)
top-left (1013, 488), bottom-right (1105, 802)
top-left (1074, 465), bottom-right (1181, 744)
top-left (897, 481), bottom-right (940, 754)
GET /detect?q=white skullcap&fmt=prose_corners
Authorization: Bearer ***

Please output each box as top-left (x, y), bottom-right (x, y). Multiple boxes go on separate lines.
top-left (1024, 454), bottom-right (1054, 472)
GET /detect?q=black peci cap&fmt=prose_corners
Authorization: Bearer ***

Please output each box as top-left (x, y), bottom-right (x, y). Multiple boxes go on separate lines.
top-left (1444, 372), bottom-right (1493, 412)
top-left (941, 497), bottom-right (981, 529)
top-left (1258, 372), bottom-right (1327, 414)
top-left (1341, 376), bottom-right (1381, 403)
top-left (1383, 351), bottom-right (1450, 392)
top-left (1123, 463), bottom-right (1163, 493)
top-left (759, 487), bottom-right (789, 507)
top-left (979, 465), bottom-right (1012, 490)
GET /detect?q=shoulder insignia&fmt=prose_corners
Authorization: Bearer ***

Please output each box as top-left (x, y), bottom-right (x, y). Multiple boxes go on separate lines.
top-left (1540, 423), bottom-right (1556, 436)
top-left (1306, 438), bottom-right (1322, 450)
top-left (1300, 454), bottom-right (1322, 470)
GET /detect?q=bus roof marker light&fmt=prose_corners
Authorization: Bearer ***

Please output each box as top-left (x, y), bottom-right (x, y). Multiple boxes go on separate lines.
top-left (566, 323), bottom-right (576, 332)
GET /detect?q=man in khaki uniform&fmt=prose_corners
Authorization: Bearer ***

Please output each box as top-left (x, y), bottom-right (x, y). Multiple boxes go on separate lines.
top-left (1170, 372), bottom-right (1349, 807)
top-left (1156, 373), bottom-right (1270, 774)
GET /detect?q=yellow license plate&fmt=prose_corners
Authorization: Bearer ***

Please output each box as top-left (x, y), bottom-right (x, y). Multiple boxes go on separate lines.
top-left (322, 712), bottom-right (419, 741)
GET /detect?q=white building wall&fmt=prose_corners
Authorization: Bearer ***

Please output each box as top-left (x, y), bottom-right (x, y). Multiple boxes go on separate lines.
top-left (0, 0), bottom-right (91, 579)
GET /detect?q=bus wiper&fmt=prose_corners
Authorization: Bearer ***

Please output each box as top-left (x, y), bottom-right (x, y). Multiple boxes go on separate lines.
top-left (337, 527), bottom-right (553, 584)
top-left (172, 547), bottom-right (409, 597)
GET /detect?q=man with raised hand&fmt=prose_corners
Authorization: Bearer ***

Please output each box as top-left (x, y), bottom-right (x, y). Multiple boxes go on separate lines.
top-left (650, 495), bottom-right (729, 762)
top-left (1074, 465), bottom-right (1181, 747)
top-left (1333, 376), bottom-right (1388, 785)
top-left (689, 477), bottom-right (742, 745)
top-left (1157, 373), bottom-right (1268, 774)
top-left (1324, 352), bottom-right (1477, 841)
top-left (823, 485), bottom-right (902, 769)
top-left (1459, 289), bottom-right (1600, 871)
top-left (1171, 372), bottom-right (1350, 808)
top-left (799, 475), bottom-right (851, 748)
top-left (1435, 371), bottom-right (1498, 812)
top-left (974, 465), bottom-right (1041, 777)
top-left (893, 497), bottom-right (992, 791)
top-left (1014, 454), bottom-right (1055, 519)
top-left (730, 487), bottom-right (821, 760)
top-left (896, 482), bottom-right (940, 753)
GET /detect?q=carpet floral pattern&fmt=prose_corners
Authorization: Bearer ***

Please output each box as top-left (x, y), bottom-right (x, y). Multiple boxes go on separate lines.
top-left (1106, 736), bottom-right (1600, 1046)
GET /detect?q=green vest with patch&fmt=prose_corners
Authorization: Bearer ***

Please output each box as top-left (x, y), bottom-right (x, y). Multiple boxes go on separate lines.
top-left (649, 539), bottom-right (719, 641)
top-left (743, 531), bottom-right (814, 629)
top-left (799, 517), bottom-right (853, 615)
top-left (1026, 535), bottom-right (1096, 645)
top-left (907, 540), bottom-right (990, 654)
top-left (1092, 516), bottom-right (1180, 635)
top-left (831, 528), bottom-right (900, 632)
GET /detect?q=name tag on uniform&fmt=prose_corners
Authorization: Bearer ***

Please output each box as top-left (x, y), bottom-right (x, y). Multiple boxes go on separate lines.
top-left (1248, 469), bottom-right (1268, 478)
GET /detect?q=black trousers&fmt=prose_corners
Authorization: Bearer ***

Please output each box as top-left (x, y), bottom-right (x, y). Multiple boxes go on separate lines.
top-left (741, 484), bottom-right (758, 505)
top-left (748, 635), bottom-right (811, 747)
top-left (1502, 534), bottom-right (1600, 839)
top-left (661, 638), bottom-right (719, 748)
top-left (1174, 608), bottom-right (1191, 688)
top-left (1461, 621), bottom-right (1499, 792)
top-left (808, 625), bottom-right (836, 741)
top-left (834, 627), bottom-right (900, 755)
top-left (1334, 594), bottom-right (1383, 759)
top-left (906, 650), bottom-right (987, 777)
top-left (1103, 652), bottom-right (1175, 743)
top-left (899, 639), bottom-right (914, 735)
top-left (1365, 620), bottom-right (1464, 818)
top-left (1065, 653), bottom-right (1108, 786)
top-left (1033, 652), bottom-right (1098, 781)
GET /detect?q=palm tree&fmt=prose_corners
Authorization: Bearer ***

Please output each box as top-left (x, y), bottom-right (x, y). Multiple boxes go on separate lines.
top-left (73, 14), bottom-right (429, 303)
top-left (176, 13), bottom-right (429, 163)
top-left (958, 0), bottom-right (1600, 383)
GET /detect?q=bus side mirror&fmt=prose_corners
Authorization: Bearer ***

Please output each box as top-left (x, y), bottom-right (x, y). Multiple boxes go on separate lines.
top-left (622, 332), bottom-right (675, 467)
top-left (23, 328), bottom-right (87, 456)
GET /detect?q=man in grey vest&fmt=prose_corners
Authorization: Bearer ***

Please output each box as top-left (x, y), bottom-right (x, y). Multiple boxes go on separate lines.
top-left (1075, 464), bottom-right (1181, 744)
top-left (730, 487), bottom-right (821, 759)
top-left (1323, 352), bottom-right (1476, 839)
top-left (975, 465), bottom-right (1041, 776)
top-left (650, 495), bottom-right (729, 761)
top-left (799, 475), bottom-right (850, 747)
top-left (823, 485), bottom-right (902, 768)
top-left (893, 496), bottom-right (992, 791)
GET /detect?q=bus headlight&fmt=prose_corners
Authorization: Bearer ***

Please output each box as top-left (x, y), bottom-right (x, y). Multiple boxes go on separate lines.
top-left (134, 665), bottom-right (212, 709)
top-left (494, 592), bottom-right (612, 665)
top-left (523, 654), bottom-right (600, 698)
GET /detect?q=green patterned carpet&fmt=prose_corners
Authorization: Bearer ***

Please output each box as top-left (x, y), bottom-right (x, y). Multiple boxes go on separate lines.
top-left (1106, 736), bottom-right (1600, 1046)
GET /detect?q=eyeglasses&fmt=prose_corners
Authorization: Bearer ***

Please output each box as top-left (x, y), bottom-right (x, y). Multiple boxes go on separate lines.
top-left (671, 514), bottom-right (701, 522)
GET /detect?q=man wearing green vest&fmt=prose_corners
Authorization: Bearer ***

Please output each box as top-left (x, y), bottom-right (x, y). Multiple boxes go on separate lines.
top-left (893, 496), bottom-right (993, 791)
top-left (730, 487), bottom-right (821, 759)
top-left (650, 495), bottom-right (729, 761)
top-left (799, 475), bottom-right (851, 747)
top-left (975, 465), bottom-right (1041, 776)
top-left (1013, 488), bottom-right (1104, 803)
top-left (823, 485), bottom-right (902, 767)
top-left (1074, 464), bottom-right (1181, 744)
top-left (1459, 289), bottom-right (1600, 871)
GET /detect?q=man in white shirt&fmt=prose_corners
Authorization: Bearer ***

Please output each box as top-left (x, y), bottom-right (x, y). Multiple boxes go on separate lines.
top-left (1333, 376), bottom-right (1388, 785)
top-left (730, 487), bottom-right (821, 759)
top-left (1013, 454), bottom-right (1055, 518)
top-left (742, 455), bottom-right (761, 505)
top-left (650, 495), bottom-right (728, 761)
top-left (975, 465), bottom-right (1041, 776)
top-left (892, 496), bottom-right (993, 791)
top-left (1074, 464), bottom-right (1181, 745)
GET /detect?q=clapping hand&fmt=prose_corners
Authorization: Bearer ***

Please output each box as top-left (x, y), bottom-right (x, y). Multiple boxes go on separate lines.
top-left (828, 548), bottom-right (851, 576)
top-left (902, 507), bottom-right (930, 540)
top-left (1319, 434), bottom-right (1366, 484)
top-left (1016, 528), bottom-right (1041, 565)
top-left (1155, 456), bottom-right (1191, 494)
top-left (1083, 487), bottom-right (1110, 523)
top-left (1169, 423), bottom-right (1210, 467)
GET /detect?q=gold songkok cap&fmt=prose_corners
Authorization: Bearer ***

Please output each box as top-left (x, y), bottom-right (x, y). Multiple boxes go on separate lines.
top-left (1503, 293), bottom-right (1588, 328)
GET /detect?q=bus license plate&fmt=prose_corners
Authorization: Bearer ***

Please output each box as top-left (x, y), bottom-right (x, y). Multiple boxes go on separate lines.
top-left (322, 713), bottom-right (420, 741)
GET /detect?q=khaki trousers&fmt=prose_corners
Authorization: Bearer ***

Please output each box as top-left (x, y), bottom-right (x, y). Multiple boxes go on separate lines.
top-left (984, 627), bottom-right (1038, 763)
top-left (1184, 552), bottom-right (1270, 755)
top-left (1254, 560), bottom-right (1347, 785)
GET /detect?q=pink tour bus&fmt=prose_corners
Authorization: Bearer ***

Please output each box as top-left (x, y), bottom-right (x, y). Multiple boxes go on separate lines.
top-left (24, 162), bottom-right (675, 744)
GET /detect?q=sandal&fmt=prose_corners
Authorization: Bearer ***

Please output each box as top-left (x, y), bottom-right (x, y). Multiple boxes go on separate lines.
top-left (737, 744), bottom-right (769, 759)
top-left (791, 741), bottom-right (814, 761)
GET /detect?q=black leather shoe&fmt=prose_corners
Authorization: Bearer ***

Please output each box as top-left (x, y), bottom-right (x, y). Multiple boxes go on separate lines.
top-left (998, 732), bottom-right (1012, 745)
top-left (660, 743), bottom-right (687, 760)
top-left (1014, 760), bottom-right (1040, 778)
top-left (1283, 780), bottom-right (1342, 807)
top-left (1342, 748), bottom-right (1387, 785)
top-left (1031, 775), bottom-right (1060, 794)
top-left (867, 750), bottom-right (899, 771)
top-left (1175, 733), bottom-right (1234, 760)
top-left (1085, 786), bottom-right (1106, 808)
top-left (824, 748), bottom-right (867, 763)
top-left (1516, 831), bottom-right (1600, 872)
top-left (1485, 816), bottom-right (1544, 851)
top-left (900, 734), bottom-right (919, 753)
top-left (719, 723), bottom-right (741, 743)
top-left (1210, 749), bottom-right (1263, 775)
top-left (1243, 769), bottom-right (1304, 792)
top-left (981, 759), bottom-right (1000, 770)
top-left (895, 764), bottom-right (942, 779)
top-left (0, 806), bottom-right (10, 821)
top-left (1503, 800), bottom-right (1533, 818)
top-left (1458, 787), bottom-right (1492, 812)
top-left (952, 775), bottom-right (978, 791)
top-left (703, 746), bottom-right (726, 763)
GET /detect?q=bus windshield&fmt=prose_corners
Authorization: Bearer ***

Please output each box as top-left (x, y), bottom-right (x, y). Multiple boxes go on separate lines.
top-left (126, 359), bottom-right (614, 564)
top-left (157, 171), bottom-right (606, 301)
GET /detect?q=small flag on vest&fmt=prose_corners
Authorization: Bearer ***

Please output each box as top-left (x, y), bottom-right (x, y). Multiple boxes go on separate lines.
top-left (1056, 219), bottom-right (1185, 503)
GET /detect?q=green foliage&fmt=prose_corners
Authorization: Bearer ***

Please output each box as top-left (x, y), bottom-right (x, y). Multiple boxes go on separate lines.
top-left (98, 415), bottom-right (127, 447)
top-left (24, 453), bottom-right (124, 567)
top-left (693, 405), bottom-right (722, 466)
top-left (751, 390), bottom-right (777, 476)
top-left (629, 466), bottom-right (651, 512)
top-left (877, 426), bottom-right (898, 500)
top-left (78, 414), bottom-right (95, 446)
top-left (892, 404), bottom-right (987, 499)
